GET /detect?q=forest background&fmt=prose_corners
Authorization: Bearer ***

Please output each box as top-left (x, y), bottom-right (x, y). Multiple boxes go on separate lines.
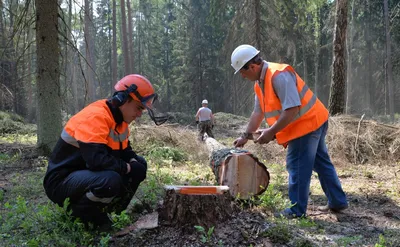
top-left (0, 0), bottom-right (399, 153)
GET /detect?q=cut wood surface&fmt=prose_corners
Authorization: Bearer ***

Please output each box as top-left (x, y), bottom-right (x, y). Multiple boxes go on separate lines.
top-left (206, 137), bottom-right (270, 199)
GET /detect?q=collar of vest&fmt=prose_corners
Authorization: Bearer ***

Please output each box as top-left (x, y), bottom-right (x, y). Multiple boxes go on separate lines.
top-left (257, 60), bottom-right (269, 89)
top-left (106, 100), bottom-right (124, 125)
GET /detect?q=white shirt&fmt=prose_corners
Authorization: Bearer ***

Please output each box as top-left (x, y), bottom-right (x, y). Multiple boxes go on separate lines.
top-left (197, 107), bottom-right (212, 121)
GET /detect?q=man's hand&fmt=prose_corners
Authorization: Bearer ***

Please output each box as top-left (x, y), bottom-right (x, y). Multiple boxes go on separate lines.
top-left (233, 137), bottom-right (248, 148)
top-left (196, 120), bottom-right (199, 124)
top-left (254, 128), bottom-right (275, 145)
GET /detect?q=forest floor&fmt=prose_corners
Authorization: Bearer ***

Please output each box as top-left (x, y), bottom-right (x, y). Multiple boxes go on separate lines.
top-left (1, 113), bottom-right (400, 246)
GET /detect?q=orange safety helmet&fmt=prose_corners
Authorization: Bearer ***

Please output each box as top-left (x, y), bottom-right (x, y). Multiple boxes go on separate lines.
top-left (114, 74), bottom-right (156, 108)
top-left (113, 74), bottom-right (169, 126)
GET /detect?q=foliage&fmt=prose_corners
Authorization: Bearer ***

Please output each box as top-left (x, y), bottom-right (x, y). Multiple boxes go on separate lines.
top-left (147, 146), bottom-right (187, 161)
top-left (336, 235), bottom-right (362, 246)
top-left (110, 210), bottom-right (131, 229)
top-left (258, 184), bottom-right (288, 212)
top-left (0, 111), bottom-right (36, 135)
top-left (194, 225), bottom-right (215, 244)
top-left (0, 196), bottom-right (95, 246)
top-left (262, 224), bottom-right (291, 244)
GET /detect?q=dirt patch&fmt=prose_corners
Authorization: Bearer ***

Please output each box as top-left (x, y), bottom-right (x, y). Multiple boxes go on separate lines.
top-left (111, 210), bottom-right (277, 247)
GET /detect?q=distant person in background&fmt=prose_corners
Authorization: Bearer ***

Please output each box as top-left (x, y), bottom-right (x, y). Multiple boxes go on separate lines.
top-left (230, 44), bottom-right (348, 218)
top-left (43, 74), bottom-right (166, 230)
top-left (195, 99), bottom-right (215, 141)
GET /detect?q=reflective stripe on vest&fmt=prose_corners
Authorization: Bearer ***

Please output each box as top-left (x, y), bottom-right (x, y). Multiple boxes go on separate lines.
top-left (109, 128), bottom-right (129, 142)
top-left (254, 62), bottom-right (329, 145)
top-left (61, 129), bottom-right (79, 147)
top-left (61, 127), bottom-right (129, 148)
top-left (264, 84), bottom-right (316, 120)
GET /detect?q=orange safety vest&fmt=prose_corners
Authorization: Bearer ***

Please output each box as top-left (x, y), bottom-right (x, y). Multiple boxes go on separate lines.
top-left (61, 100), bottom-right (130, 150)
top-left (254, 62), bottom-right (329, 145)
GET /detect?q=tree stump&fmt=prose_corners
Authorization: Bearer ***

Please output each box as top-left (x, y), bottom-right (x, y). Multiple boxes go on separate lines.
top-left (206, 138), bottom-right (270, 199)
top-left (158, 186), bottom-right (237, 228)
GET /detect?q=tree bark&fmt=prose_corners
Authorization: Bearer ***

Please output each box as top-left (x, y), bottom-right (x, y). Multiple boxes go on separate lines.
top-left (365, 0), bottom-right (372, 114)
top-left (206, 138), bottom-right (270, 199)
top-left (35, 0), bottom-right (62, 155)
top-left (328, 0), bottom-right (348, 115)
top-left (346, 0), bottom-right (355, 114)
top-left (127, 0), bottom-right (134, 73)
top-left (84, 0), bottom-right (96, 103)
top-left (112, 0), bottom-right (117, 91)
top-left (159, 186), bottom-right (237, 228)
top-left (384, 0), bottom-right (394, 121)
top-left (120, 0), bottom-right (131, 75)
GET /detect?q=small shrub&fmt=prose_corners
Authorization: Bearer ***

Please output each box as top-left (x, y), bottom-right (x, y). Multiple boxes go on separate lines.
top-left (262, 224), bottom-right (291, 244)
top-left (258, 184), bottom-right (288, 211)
top-left (148, 146), bottom-right (186, 161)
top-left (336, 235), bottom-right (362, 246)
top-left (194, 225), bottom-right (215, 243)
top-left (110, 210), bottom-right (131, 229)
top-left (295, 239), bottom-right (314, 247)
top-left (296, 217), bottom-right (316, 228)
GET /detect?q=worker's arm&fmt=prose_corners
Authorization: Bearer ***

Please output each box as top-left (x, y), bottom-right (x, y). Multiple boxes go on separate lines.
top-left (255, 71), bottom-right (301, 144)
top-left (195, 109), bottom-right (200, 121)
top-left (254, 106), bottom-right (299, 144)
top-left (233, 110), bottom-right (264, 148)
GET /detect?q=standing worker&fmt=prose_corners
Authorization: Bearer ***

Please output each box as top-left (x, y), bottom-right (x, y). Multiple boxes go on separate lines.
top-left (230, 44), bottom-right (348, 218)
top-left (195, 99), bottom-right (215, 141)
top-left (43, 74), bottom-right (167, 229)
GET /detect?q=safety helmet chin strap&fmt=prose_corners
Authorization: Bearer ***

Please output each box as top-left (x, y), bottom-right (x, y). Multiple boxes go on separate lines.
top-left (125, 85), bottom-right (169, 126)
top-left (146, 106), bottom-right (170, 126)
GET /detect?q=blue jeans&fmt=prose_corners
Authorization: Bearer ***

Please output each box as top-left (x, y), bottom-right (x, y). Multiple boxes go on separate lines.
top-left (286, 121), bottom-right (347, 216)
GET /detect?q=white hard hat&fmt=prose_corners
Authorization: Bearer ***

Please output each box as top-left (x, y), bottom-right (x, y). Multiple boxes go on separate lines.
top-left (231, 44), bottom-right (260, 74)
top-left (202, 99), bottom-right (208, 104)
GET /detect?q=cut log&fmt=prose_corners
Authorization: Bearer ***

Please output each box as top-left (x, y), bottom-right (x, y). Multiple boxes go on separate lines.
top-left (158, 185), bottom-right (237, 228)
top-left (206, 138), bottom-right (270, 199)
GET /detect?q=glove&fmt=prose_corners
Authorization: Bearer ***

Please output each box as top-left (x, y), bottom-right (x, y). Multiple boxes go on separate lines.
top-left (196, 120), bottom-right (199, 124)
top-left (130, 155), bottom-right (147, 168)
top-left (211, 125), bottom-right (214, 129)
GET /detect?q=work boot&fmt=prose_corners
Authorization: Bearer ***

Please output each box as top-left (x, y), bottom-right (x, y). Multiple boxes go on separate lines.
top-left (274, 208), bottom-right (305, 219)
top-left (93, 213), bottom-right (113, 232)
top-left (318, 204), bottom-right (348, 213)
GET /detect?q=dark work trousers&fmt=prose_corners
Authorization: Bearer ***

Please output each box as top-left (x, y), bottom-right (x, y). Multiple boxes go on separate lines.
top-left (48, 158), bottom-right (147, 224)
top-left (198, 120), bottom-right (214, 140)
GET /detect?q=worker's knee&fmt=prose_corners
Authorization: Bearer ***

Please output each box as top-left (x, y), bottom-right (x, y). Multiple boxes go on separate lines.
top-left (92, 171), bottom-right (123, 198)
top-left (129, 161), bottom-right (147, 182)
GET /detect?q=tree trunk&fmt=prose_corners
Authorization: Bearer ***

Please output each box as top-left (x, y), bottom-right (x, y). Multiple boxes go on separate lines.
top-left (27, 26), bottom-right (34, 122)
top-left (112, 0), bottom-right (117, 91)
top-left (254, 0), bottom-right (261, 48)
top-left (302, 39), bottom-right (308, 83)
top-left (84, 0), bottom-right (96, 103)
top-left (314, 11), bottom-right (321, 97)
top-left (127, 0), bottom-right (134, 73)
top-left (206, 138), bottom-right (270, 199)
top-left (384, 0), bottom-right (394, 121)
top-left (328, 0), bottom-right (348, 115)
top-left (35, 0), bottom-right (62, 155)
top-left (365, 0), bottom-right (372, 114)
top-left (346, 0), bottom-right (355, 114)
top-left (159, 186), bottom-right (237, 228)
top-left (120, 0), bottom-right (131, 75)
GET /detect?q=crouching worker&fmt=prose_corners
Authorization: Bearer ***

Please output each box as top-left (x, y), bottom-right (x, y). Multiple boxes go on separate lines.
top-left (43, 74), bottom-right (163, 229)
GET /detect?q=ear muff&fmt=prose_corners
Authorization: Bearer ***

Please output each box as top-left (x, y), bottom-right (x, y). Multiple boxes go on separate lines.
top-left (110, 84), bottom-right (138, 107)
